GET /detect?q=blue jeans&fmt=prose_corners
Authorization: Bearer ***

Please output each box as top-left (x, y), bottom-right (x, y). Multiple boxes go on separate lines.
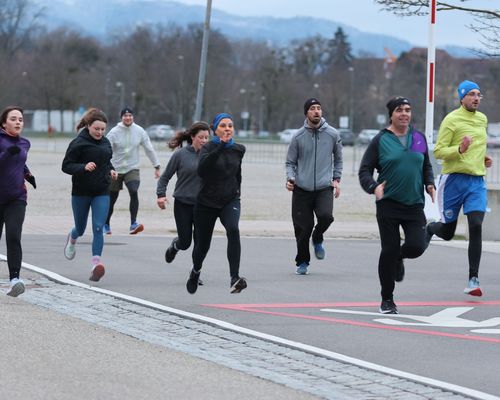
top-left (71, 195), bottom-right (110, 256)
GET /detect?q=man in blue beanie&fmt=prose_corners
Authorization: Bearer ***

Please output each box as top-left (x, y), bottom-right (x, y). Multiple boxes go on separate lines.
top-left (427, 80), bottom-right (493, 296)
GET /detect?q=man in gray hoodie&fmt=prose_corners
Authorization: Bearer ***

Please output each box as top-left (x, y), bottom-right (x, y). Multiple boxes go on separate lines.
top-left (285, 98), bottom-right (343, 275)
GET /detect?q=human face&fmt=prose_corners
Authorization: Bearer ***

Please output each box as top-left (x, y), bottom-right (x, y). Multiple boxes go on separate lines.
top-left (2, 110), bottom-right (24, 137)
top-left (461, 89), bottom-right (482, 112)
top-left (215, 118), bottom-right (234, 142)
top-left (192, 129), bottom-right (209, 151)
top-left (88, 120), bottom-right (107, 140)
top-left (391, 104), bottom-right (411, 132)
top-left (306, 104), bottom-right (322, 126)
top-left (121, 112), bottom-right (134, 127)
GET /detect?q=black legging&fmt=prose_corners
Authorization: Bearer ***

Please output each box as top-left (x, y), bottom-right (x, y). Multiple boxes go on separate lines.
top-left (428, 211), bottom-right (484, 279)
top-left (173, 200), bottom-right (195, 251)
top-left (191, 199), bottom-right (241, 279)
top-left (0, 200), bottom-right (26, 280)
top-left (106, 180), bottom-right (140, 225)
top-left (376, 200), bottom-right (427, 301)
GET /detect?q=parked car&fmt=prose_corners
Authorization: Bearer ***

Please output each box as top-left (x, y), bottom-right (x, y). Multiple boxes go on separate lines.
top-left (487, 132), bottom-right (500, 148)
top-left (278, 129), bottom-right (299, 143)
top-left (338, 129), bottom-right (355, 146)
top-left (146, 124), bottom-right (175, 141)
top-left (357, 129), bottom-right (379, 145)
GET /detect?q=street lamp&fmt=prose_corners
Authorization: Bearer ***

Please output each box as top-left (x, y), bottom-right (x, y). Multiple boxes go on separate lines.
top-left (259, 96), bottom-right (266, 135)
top-left (239, 88), bottom-right (248, 132)
top-left (116, 81), bottom-right (125, 110)
top-left (348, 67), bottom-right (354, 131)
top-left (177, 55), bottom-right (184, 128)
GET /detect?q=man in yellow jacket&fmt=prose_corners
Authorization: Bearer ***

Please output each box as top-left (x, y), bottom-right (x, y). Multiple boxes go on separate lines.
top-left (427, 80), bottom-right (492, 297)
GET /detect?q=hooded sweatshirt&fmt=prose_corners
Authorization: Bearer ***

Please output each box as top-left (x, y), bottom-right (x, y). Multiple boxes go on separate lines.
top-left (285, 118), bottom-right (343, 191)
top-left (62, 128), bottom-right (114, 196)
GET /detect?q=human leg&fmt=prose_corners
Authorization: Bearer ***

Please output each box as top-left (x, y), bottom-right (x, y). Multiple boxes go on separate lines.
top-left (292, 188), bottom-right (315, 269)
top-left (174, 200), bottom-right (195, 250)
top-left (220, 199), bottom-right (242, 282)
top-left (311, 188), bottom-right (334, 259)
top-left (2, 201), bottom-right (26, 281)
top-left (376, 214), bottom-right (401, 302)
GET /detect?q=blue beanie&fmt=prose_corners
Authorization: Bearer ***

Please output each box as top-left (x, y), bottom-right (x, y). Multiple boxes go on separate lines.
top-left (212, 113), bottom-right (233, 131)
top-left (457, 80), bottom-right (480, 100)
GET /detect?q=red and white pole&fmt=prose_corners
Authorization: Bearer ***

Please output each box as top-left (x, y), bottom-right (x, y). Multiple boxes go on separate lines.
top-left (425, 0), bottom-right (437, 146)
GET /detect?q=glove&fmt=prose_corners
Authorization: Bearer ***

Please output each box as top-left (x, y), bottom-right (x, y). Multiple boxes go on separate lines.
top-left (7, 146), bottom-right (21, 155)
top-left (26, 175), bottom-right (37, 189)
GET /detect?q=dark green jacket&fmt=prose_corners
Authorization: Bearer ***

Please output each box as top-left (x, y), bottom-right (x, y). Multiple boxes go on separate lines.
top-left (358, 127), bottom-right (434, 206)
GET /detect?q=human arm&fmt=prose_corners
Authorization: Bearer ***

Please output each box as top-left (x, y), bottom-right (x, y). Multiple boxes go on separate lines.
top-left (61, 139), bottom-right (87, 176)
top-left (156, 151), bottom-right (180, 198)
top-left (140, 128), bottom-right (161, 174)
top-left (285, 137), bottom-right (299, 190)
top-left (358, 137), bottom-right (380, 195)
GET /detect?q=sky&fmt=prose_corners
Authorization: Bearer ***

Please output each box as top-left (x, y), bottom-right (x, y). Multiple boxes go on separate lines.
top-left (173, 0), bottom-right (497, 50)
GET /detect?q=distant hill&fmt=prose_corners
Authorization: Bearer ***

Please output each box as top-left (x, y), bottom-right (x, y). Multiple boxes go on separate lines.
top-left (34, 0), bottom-right (474, 58)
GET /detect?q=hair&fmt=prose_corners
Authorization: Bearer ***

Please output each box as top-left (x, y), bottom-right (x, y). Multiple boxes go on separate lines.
top-left (168, 121), bottom-right (210, 149)
top-left (76, 108), bottom-right (108, 131)
top-left (0, 106), bottom-right (24, 127)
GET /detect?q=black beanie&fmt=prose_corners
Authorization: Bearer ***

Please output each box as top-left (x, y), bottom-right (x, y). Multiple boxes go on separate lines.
top-left (386, 97), bottom-right (410, 119)
top-left (303, 98), bottom-right (321, 115)
top-left (120, 107), bottom-right (134, 117)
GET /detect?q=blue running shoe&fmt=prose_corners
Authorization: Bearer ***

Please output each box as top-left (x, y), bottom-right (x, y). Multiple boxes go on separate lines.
top-left (129, 222), bottom-right (144, 235)
top-left (313, 242), bottom-right (325, 260)
top-left (103, 224), bottom-right (112, 235)
top-left (296, 262), bottom-right (309, 275)
top-left (464, 277), bottom-right (482, 297)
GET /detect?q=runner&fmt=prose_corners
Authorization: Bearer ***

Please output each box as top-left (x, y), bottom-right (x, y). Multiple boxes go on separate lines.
top-left (62, 108), bottom-right (118, 282)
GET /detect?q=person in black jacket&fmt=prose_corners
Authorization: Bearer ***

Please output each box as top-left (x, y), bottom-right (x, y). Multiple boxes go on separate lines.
top-left (62, 108), bottom-right (117, 282)
top-left (186, 113), bottom-right (247, 294)
top-left (358, 97), bottom-right (435, 314)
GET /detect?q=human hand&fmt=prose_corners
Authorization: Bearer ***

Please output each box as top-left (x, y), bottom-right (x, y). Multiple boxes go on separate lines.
top-left (25, 174), bottom-right (37, 189)
top-left (286, 179), bottom-right (295, 191)
top-left (110, 170), bottom-right (118, 180)
top-left (7, 145), bottom-right (21, 155)
top-left (485, 155), bottom-right (493, 168)
top-left (332, 180), bottom-right (341, 198)
top-left (154, 168), bottom-right (161, 179)
top-left (427, 185), bottom-right (435, 203)
top-left (85, 162), bottom-right (97, 171)
top-left (157, 197), bottom-right (168, 209)
top-left (459, 136), bottom-right (472, 154)
top-left (374, 181), bottom-right (386, 200)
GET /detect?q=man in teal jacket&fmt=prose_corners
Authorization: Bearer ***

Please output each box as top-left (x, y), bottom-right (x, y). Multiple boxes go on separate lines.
top-left (427, 80), bottom-right (493, 297)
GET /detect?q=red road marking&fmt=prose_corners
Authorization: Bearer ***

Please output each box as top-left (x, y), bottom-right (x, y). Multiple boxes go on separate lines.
top-left (203, 301), bottom-right (500, 344)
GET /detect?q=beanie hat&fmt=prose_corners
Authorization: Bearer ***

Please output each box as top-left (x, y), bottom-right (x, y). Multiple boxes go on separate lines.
top-left (211, 113), bottom-right (233, 131)
top-left (303, 98), bottom-right (321, 115)
top-left (120, 107), bottom-right (134, 117)
top-left (386, 97), bottom-right (411, 119)
top-left (457, 80), bottom-right (480, 100)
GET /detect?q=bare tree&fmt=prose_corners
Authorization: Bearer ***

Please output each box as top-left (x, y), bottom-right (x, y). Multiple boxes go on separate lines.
top-left (374, 0), bottom-right (499, 57)
top-left (0, 0), bottom-right (44, 56)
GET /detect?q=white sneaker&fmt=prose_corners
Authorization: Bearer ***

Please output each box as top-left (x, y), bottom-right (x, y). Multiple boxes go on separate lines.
top-left (64, 232), bottom-right (76, 260)
top-left (7, 278), bottom-right (25, 297)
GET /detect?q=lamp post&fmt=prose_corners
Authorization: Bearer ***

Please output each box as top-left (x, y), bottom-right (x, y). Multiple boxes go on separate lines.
top-left (116, 81), bottom-right (125, 110)
top-left (348, 67), bottom-right (354, 131)
top-left (259, 95), bottom-right (266, 135)
top-left (177, 55), bottom-right (184, 129)
top-left (239, 88), bottom-right (248, 132)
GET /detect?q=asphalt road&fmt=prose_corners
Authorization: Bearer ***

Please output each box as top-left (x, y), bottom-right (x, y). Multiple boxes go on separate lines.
top-left (13, 233), bottom-right (500, 397)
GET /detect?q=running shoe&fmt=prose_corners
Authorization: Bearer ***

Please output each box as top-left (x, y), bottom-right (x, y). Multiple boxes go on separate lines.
top-left (379, 299), bottom-right (398, 314)
top-left (464, 277), bottom-right (482, 297)
top-left (7, 278), bottom-right (25, 297)
top-left (394, 257), bottom-right (405, 282)
top-left (296, 262), bottom-right (309, 275)
top-left (230, 277), bottom-right (247, 294)
top-left (64, 232), bottom-right (76, 260)
top-left (89, 264), bottom-right (105, 282)
top-left (103, 224), bottom-right (112, 235)
top-left (313, 242), bottom-right (325, 260)
top-left (165, 239), bottom-right (179, 263)
top-left (186, 269), bottom-right (200, 294)
top-left (129, 222), bottom-right (144, 235)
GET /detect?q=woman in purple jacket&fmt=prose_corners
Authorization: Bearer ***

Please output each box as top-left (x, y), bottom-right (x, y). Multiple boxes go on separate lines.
top-left (0, 106), bottom-right (36, 297)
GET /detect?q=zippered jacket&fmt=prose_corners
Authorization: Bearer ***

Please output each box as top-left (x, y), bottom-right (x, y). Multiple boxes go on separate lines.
top-left (62, 128), bottom-right (114, 196)
top-left (285, 118), bottom-right (343, 191)
top-left (358, 127), bottom-right (434, 206)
